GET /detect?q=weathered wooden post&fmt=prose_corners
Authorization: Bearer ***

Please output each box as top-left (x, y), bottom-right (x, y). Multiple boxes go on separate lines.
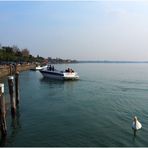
top-left (14, 64), bottom-right (18, 74)
top-left (0, 83), bottom-right (7, 137)
top-left (8, 76), bottom-right (16, 117)
top-left (9, 64), bottom-right (12, 75)
top-left (15, 72), bottom-right (20, 106)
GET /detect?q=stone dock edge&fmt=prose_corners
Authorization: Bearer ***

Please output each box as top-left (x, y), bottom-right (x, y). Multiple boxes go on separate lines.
top-left (0, 63), bottom-right (36, 78)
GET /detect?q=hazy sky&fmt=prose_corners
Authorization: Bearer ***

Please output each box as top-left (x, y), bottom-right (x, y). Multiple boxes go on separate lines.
top-left (0, 1), bottom-right (148, 60)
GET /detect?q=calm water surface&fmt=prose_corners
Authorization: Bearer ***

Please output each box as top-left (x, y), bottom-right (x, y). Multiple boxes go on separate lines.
top-left (1, 63), bottom-right (148, 146)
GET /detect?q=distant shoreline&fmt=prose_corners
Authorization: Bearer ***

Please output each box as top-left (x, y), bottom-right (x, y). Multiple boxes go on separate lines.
top-left (78, 60), bottom-right (148, 64)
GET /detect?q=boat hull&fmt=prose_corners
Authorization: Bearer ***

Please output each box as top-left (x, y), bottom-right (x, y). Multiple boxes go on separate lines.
top-left (40, 70), bottom-right (79, 80)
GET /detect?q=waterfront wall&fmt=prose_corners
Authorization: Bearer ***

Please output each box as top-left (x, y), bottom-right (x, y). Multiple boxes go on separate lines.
top-left (0, 64), bottom-right (35, 78)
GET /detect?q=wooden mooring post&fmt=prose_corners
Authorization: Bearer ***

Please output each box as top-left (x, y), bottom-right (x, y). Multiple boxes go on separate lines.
top-left (0, 83), bottom-right (7, 137)
top-left (15, 72), bottom-right (20, 106)
top-left (8, 76), bottom-right (16, 117)
top-left (9, 64), bottom-right (13, 75)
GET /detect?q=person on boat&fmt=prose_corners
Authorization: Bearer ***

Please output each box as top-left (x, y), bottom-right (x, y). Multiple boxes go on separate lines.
top-left (65, 68), bottom-right (70, 72)
top-left (65, 68), bottom-right (74, 73)
top-left (49, 65), bottom-right (51, 71)
top-left (52, 66), bottom-right (54, 71)
top-left (47, 65), bottom-right (51, 71)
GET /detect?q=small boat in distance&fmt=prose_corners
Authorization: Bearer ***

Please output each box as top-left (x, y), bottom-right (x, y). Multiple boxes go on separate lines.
top-left (40, 65), bottom-right (79, 80)
top-left (30, 65), bottom-right (47, 71)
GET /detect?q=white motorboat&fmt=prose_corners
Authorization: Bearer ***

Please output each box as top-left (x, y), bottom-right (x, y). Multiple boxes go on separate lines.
top-left (40, 66), bottom-right (79, 80)
top-left (30, 65), bottom-right (47, 71)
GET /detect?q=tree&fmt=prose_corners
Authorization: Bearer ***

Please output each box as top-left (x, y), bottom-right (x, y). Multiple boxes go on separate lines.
top-left (12, 45), bottom-right (20, 53)
top-left (21, 48), bottom-right (30, 57)
top-left (16, 50), bottom-right (22, 57)
top-left (2, 46), bottom-right (13, 53)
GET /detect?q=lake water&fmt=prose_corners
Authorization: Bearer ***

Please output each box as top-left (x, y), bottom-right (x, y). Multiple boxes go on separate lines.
top-left (1, 63), bottom-right (148, 146)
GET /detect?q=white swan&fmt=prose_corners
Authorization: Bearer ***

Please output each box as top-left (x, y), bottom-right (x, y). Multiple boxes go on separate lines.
top-left (132, 116), bottom-right (142, 130)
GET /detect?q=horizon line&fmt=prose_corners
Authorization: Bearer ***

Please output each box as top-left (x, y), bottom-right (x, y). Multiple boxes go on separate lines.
top-left (77, 60), bottom-right (148, 63)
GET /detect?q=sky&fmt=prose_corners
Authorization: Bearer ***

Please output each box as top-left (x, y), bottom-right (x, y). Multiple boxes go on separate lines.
top-left (0, 1), bottom-right (148, 60)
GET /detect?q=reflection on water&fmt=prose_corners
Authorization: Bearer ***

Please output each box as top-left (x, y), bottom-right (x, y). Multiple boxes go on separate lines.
top-left (11, 107), bottom-right (21, 130)
top-left (40, 77), bottom-right (65, 84)
top-left (0, 136), bottom-right (7, 147)
top-left (0, 107), bottom-right (21, 147)
top-left (40, 77), bottom-right (78, 91)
